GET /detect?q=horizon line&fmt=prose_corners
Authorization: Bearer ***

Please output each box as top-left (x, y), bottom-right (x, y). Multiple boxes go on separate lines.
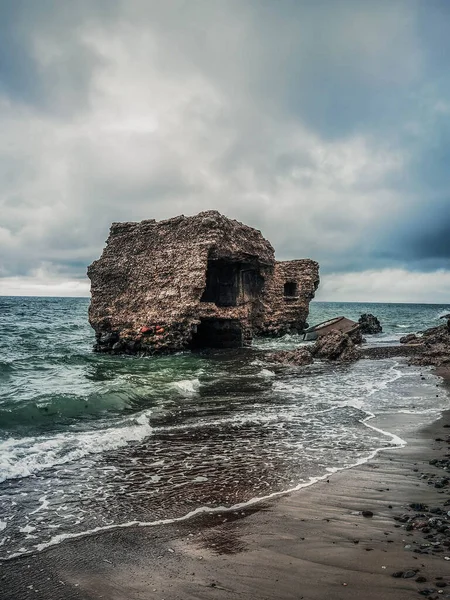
top-left (0, 295), bottom-right (449, 306)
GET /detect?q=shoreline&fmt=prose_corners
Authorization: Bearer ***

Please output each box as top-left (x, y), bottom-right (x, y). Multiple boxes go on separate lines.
top-left (0, 358), bottom-right (415, 563)
top-left (2, 369), bottom-right (450, 599)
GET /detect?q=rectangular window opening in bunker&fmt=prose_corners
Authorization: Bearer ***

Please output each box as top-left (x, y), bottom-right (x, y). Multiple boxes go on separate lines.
top-left (284, 281), bottom-right (298, 297)
top-left (190, 318), bottom-right (243, 349)
top-left (201, 258), bottom-right (265, 306)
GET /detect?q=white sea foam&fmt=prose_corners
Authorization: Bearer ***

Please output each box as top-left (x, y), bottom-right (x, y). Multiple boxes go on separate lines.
top-left (259, 369), bottom-right (276, 377)
top-left (367, 332), bottom-right (403, 345)
top-left (29, 495), bottom-right (49, 515)
top-left (1, 412), bottom-right (406, 561)
top-left (0, 411), bottom-right (153, 483)
top-left (19, 524), bottom-right (36, 534)
top-left (171, 378), bottom-right (200, 395)
top-left (274, 359), bottom-right (416, 412)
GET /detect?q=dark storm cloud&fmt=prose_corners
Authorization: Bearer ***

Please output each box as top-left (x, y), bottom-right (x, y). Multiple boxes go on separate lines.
top-left (377, 195), bottom-right (450, 269)
top-left (0, 0), bottom-right (450, 299)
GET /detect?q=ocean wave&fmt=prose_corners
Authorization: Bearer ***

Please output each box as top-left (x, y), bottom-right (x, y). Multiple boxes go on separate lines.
top-left (0, 387), bottom-right (151, 430)
top-left (437, 309), bottom-right (450, 319)
top-left (367, 332), bottom-right (402, 345)
top-left (171, 378), bottom-right (200, 395)
top-left (3, 411), bottom-right (406, 561)
top-left (0, 412), bottom-right (153, 483)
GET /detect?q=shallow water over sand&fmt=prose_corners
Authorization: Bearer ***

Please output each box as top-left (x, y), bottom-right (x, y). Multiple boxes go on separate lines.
top-left (0, 298), bottom-right (449, 558)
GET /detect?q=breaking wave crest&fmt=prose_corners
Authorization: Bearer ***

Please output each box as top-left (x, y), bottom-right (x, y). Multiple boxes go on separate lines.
top-left (0, 412), bottom-right (153, 483)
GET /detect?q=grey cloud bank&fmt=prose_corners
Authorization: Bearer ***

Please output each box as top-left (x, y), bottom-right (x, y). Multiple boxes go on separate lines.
top-left (0, 0), bottom-right (449, 302)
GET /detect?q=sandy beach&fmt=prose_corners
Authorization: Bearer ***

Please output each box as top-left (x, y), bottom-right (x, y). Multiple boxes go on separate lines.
top-left (1, 368), bottom-right (449, 600)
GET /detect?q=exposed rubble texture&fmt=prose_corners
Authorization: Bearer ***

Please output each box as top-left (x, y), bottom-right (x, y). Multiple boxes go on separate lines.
top-left (311, 330), bottom-right (360, 362)
top-left (257, 260), bottom-right (319, 336)
top-left (408, 324), bottom-right (450, 367)
top-left (362, 320), bottom-right (450, 364)
top-left (266, 348), bottom-right (314, 366)
top-left (400, 333), bottom-right (421, 345)
top-left (88, 211), bottom-right (319, 355)
top-left (267, 329), bottom-right (363, 366)
top-left (348, 327), bottom-right (365, 345)
top-left (362, 345), bottom-right (422, 360)
top-left (358, 313), bottom-right (383, 334)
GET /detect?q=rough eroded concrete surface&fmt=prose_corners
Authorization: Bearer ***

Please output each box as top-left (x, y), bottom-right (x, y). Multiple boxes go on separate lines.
top-left (88, 211), bottom-right (319, 354)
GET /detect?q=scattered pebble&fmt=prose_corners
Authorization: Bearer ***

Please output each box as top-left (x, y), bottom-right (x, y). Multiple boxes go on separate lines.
top-left (402, 570), bottom-right (418, 579)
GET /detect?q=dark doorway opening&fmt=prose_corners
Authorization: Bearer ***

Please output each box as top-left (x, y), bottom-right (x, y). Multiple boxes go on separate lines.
top-left (190, 319), bottom-right (243, 349)
top-left (201, 258), bottom-right (264, 307)
top-left (201, 259), bottom-right (239, 306)
top-left (284, 281), bottom-right (298, 297)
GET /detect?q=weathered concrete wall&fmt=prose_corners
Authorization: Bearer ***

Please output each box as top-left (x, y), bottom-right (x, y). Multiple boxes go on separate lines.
top-left (88, 211), bottom-right (274, 354)
top-left (88, 211), bottom-right (319, 354)
top-left (258, 260), bottom-right (320, 336)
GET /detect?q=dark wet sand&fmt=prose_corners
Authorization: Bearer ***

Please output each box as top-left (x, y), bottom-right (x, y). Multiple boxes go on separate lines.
top-left (2, 371), bottom-right (450, 600)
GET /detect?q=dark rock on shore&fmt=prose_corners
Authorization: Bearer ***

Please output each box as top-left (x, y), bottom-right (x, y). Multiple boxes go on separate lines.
top-left (358, 313), bottom-right (382, 334)
top-left (267, 330), bottom-right (361, 365)
top-left (272, 309), bottom-right (449, 368)
top-left (362, 345), bottom-right (423, 360)
top-left (440, 314), bottom-right (450, 331)
top-left (348, 327), bottom-right (365, 345)
top-left (408, 323), bottom-right (450, 367)
top-left (267, 348), bottom-right (313, 366)
top-left (311, 330), bottom-right (360, 362)
top-left (391, 440), bottom-right (450, 564)
top-left (364, 319), bottom-right (450, 366)
top-left (400, 333), bottom-right (420, 344)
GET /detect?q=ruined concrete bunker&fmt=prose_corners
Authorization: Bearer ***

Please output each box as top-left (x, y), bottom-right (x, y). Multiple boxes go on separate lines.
top-left (87, 211), bottom-right (319, 354)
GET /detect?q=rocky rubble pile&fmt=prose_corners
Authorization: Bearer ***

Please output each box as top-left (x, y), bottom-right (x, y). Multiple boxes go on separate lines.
top-left (267, 348), bottom-right (314, 366)
top-left (311, 330), bottom-right (360, 362)
top-left (267, 330), bottom-right (361, 366)
top-left (400, 333), bottom-right (422, 345)
top-left (400, 323), bottom-right (450, 367)
top-left (267, 329), bottom-right (361, 366)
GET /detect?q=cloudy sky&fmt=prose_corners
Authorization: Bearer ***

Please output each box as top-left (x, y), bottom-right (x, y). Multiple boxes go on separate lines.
top-left (0, 0), bottom-right (449, 302)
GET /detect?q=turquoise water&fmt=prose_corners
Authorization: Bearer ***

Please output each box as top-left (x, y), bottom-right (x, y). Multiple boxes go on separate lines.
top-left (0, 297), bottom-right (449, 559)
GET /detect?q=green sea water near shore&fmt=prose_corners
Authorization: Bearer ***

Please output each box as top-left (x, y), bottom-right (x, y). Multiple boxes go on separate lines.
top-left (0, 297), bottom-right (449, 559)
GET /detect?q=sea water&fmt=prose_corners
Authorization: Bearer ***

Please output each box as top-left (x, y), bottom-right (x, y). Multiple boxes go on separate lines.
top-left (0, 297), bottom-right (449, 559)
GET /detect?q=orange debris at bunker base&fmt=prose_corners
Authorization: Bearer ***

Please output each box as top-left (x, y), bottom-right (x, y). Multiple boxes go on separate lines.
top-left (87, 211), bottom-right (319, 354)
